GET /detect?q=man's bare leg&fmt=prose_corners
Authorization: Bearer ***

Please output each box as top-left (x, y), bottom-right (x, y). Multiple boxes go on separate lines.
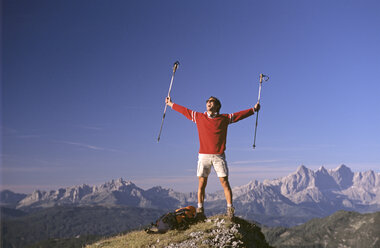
top-left (196, 176), bottom-right (208, 219)
top-left (219, 176), bottom-right (232, 205)
top-left (220, 176), bottom-right (234, 218)
top-left (198, 176), bottom-right (208, 204)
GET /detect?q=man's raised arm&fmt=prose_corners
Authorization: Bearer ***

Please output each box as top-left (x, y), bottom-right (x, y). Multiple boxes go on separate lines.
top-left (230, 102), bottom-right (261, 123)
top-left (166, 97), bottom-right (197, 123)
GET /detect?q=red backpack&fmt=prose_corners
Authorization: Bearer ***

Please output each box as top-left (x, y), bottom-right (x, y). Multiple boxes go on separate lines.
top-left (145, 206), bottom-right (197, 233)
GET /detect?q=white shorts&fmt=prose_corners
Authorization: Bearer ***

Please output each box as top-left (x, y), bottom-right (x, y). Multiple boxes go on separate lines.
top-left (197, 153), bottom-right (228, 178)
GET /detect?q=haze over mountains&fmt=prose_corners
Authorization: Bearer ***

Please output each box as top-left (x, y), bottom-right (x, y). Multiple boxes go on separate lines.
top-left (2, 164), bottom-right (379, 226)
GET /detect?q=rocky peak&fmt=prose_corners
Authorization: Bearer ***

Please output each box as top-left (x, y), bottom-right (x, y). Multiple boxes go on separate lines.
top-left (354, 170), bottom-right (379, 189)
top-left (17, 190), bottom-right (44, 207)
top-left (0, 190), bottom-right (27, 206)
top-left (147, 186), bottom-right (165, 193)
top-left (280, 165), bottom-right (314, 195)
top-left (232, 180), bottom-right (261, 197)
top-left (296, 165), bottom-right (309, 175)
top-left (315, 166), bottom-right (339, 190)
top-left (96, 178), bottom-right (136, 192)
top-left (331, 164), bottom-right (354, 189)
top-left (317, 166), bottom-right (328, 173)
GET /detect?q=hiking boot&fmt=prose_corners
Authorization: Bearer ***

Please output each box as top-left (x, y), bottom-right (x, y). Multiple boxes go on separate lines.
top-left (145, 226), bottom-right (159, 234)
top-left (226, 206), bottom-right (235, 219)
top-left (196, 207), bottom-right (206, 221)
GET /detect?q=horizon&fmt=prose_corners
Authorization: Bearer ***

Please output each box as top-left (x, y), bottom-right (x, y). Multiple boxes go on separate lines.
top-left (2, 1), bottom-right (380, 194)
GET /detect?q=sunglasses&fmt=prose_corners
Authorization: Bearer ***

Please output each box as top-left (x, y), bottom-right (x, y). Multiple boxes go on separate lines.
top-left (206, 99), bottom-right (216, 103)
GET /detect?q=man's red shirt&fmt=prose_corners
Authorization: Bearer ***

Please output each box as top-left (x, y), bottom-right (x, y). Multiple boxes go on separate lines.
top-left (172, 103), bottom-right (254, 155)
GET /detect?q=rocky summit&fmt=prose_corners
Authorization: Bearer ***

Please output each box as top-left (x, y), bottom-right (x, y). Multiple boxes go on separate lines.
top-left (85, 215), bottom-right (272, 248)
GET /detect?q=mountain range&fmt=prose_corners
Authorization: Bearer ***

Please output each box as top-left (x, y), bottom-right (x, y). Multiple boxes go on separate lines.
top-left (2, 164), bottom-right (380, 226)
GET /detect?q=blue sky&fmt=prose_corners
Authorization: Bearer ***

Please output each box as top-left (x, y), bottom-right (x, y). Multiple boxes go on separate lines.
top-left (2, 0), bottom-right (380, 193)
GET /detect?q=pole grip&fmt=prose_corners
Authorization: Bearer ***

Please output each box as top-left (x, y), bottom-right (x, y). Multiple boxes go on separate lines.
top-left (173, 61), bottom-right (180, 73)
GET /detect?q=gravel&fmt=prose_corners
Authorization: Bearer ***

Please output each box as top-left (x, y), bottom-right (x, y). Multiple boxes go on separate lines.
top-left (162, 218), bottom-right (245, 248)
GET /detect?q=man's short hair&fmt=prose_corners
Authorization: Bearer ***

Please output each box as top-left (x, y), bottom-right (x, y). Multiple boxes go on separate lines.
top-left (208, 96), bottom-right (222, 113)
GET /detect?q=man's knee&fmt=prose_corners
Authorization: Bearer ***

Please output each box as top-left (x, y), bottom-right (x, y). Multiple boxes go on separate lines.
top-left (198, 177), bottom-right (208, 189)
top-left (219, 177), bottom-right (230, 188)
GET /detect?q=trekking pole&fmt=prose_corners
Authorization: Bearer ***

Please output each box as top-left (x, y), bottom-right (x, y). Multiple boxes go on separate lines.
top-left (157, 61), bottom-right (180, 142)
top-left (253, 73), bottom-right (269, 149)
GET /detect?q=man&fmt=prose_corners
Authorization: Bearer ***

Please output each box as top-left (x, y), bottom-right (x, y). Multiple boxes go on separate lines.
top-left (165, 96), bottom-right (260, 219)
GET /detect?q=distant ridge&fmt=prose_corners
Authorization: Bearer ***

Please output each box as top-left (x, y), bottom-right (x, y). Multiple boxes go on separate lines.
top-left (2, 164), bottom-right (379, 226)
top-left (0, 190), bottom-right (27, 208)
top-left (263, 210), bottom-right (380, 248)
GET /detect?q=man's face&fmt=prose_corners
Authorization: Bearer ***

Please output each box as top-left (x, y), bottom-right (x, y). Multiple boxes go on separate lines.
top-left (206, 98), bottom-right (217, 112)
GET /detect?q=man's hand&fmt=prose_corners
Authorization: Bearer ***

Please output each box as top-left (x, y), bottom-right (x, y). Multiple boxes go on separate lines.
top-left (166, 97), bottom-right (174, 107)
top-left (254, 102), bottom-right (260, 112)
